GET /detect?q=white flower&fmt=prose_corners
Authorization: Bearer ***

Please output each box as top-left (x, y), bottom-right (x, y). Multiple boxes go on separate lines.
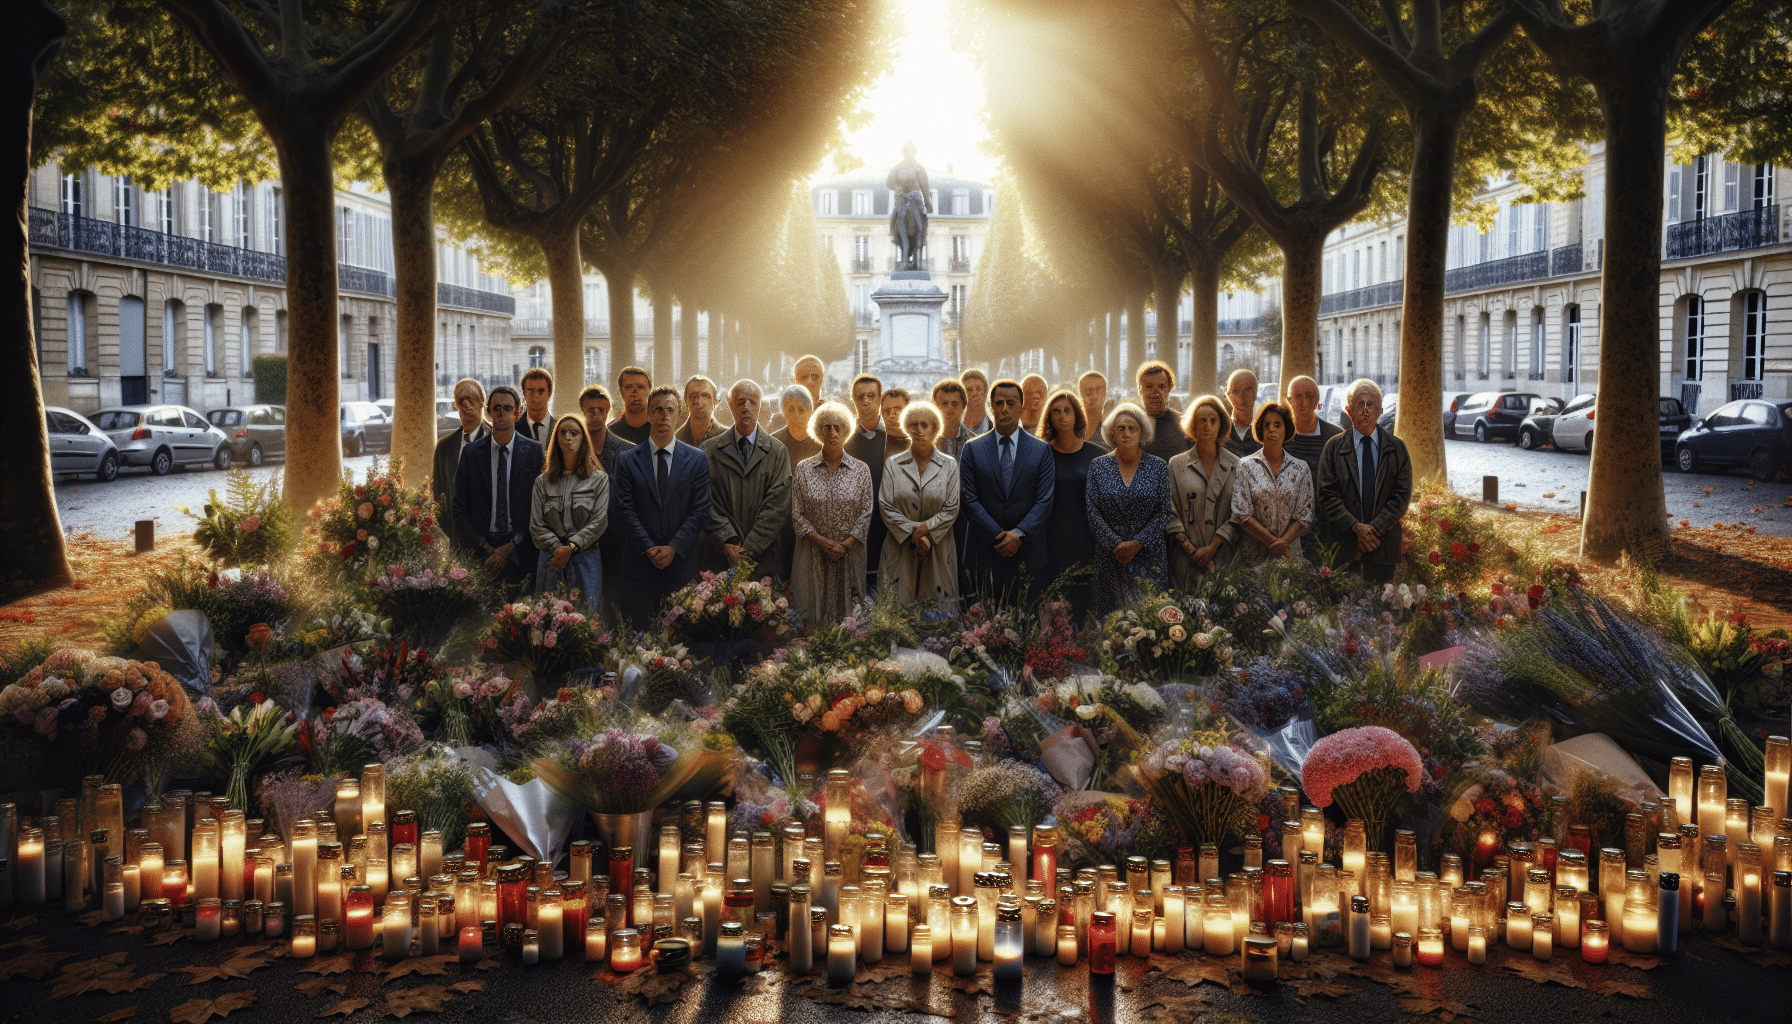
top-left (110, 687), bottom-right (133, 711)
top-left (1075, 704), bottom-right (1098, 720)
top-left (149, 698), bottom-right (170, 721)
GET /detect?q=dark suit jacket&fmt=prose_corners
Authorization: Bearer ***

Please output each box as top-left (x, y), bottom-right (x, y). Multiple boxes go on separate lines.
top-left (431, 424), bottom-right (487, 517)
top-left (452, 433), bottom-right (545, 565)
top-left (845, 426), bottom-right (891, 572)
top-left (1317, 426), bottom-right (1413, 566)
top-left (959, 426), bottom-right (1055, 598)
top-left (614, 439), bottom-right (711, 622)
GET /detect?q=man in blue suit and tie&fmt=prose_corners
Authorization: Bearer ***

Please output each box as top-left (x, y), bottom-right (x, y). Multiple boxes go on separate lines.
top-left (613, 385), bottom-right (712, 628)
top-left (452, 385), bottom-right (545, 598)
top-left (958, 378), bottom-right (1055, 606)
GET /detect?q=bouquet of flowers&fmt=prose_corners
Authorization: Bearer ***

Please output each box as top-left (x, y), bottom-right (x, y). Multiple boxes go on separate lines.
top-left (957, 759), bottom-right (1062, 839)
top-left (300, 693), bottom-right (422, 777)
top-left (478, 595), bottom-right (608, 687)
top-left (1023, 599), bottom-right (1087, 682)
top-left (199, 698), bottom-right (299, 810)
top-left (303, 459), bottom-right (442, 581)
top-left (322, 639), bottom-right (443, 709)
top-left (608, 639), bottom-right (714, 716)
top-left (1051, 793), bottom-right (1176, 868)
top-left (662, 560), bottom-right (793, 646)
top-left (500, 685), bottom-right (614, 747)
top-left (1441, 762), bottom-right (1549, 871)
top-left (1402, 491), bottom-right (1510, 590)
top-left (722, 654), bottom-right (932, 787)
top-left (386, 744), bottom-right (478, 850)
top-left (1098, 595), bottom-right (1233, 681)
top-left (422, 665), bottom-right (519, 748)
top-left (1212, 656), bottom-right (1309, 733)
top-left (1134, 731), bottom-right (1271, 847)
top-left (176, 469), bottom-right (296, 568)
top-left (533, 723), bottom-right (729, 815)
top-left (365, 558), bottom-right (484, 649)
top-left (950, 600), bottom-right (1029, 674)
top-left (1301, 725), bottom-right (1424, 849)
top-left (257, 768), bottom-right (344, 847)
top-left (0, 650), bottom-right (203, 789)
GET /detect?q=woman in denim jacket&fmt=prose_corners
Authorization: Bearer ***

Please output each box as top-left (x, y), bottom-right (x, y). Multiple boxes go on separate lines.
top-left (531, 414), bottom-right (610, 613)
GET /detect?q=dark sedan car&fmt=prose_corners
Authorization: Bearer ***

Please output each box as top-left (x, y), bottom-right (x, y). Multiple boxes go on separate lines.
top-left (340, 401), bottom-right (393, 457)
top-left (1451, 391), bottom-right (1558, 443)
top-left (1517, 393), bottom-right (1595, 450)
top-left (1658, 397), bottom-right (1693, 457)
top-left (208, 404), bottom-right (287, 466)
top-left (1675, 399), bottom-right (1792, 481)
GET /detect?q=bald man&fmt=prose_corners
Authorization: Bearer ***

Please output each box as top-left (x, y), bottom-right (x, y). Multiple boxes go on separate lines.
top-left (1019, 374), bottom-right (1049, 432)
top-left (1223, 369), bottom-right (1261, 458)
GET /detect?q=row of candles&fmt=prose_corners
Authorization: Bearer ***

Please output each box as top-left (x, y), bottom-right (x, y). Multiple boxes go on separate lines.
top-left (2, 756), bottom-right (1790, 978)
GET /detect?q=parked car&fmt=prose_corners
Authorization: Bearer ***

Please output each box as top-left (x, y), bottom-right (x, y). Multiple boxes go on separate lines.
top-left (91, 404), bottom-right (232, 475)
top-left (1376, 393), bottom-right (1398, 431)
top-left (1658, 397), bottom-right (1693, 457)
top-left (208, 404), bottom-right (287, 466)
top-left (1450, 392), bottom-right (1559, 442)
top-left (1440, 391), bottom-right (1473, 436)
top-left (1518, 393), bottom-right (1595, 450)
top-left (375, 398), bottom-right (394, 419)
top-left (1549, 397), bottom-right (1599, 452)
top-left (340, 401), bottom-right (393, 456)
top-left (46, 406), bottom-right (120, 481)
top-left (1675, 400), bottom-right (1792, 481)
top-left (437, 398), bottom-right (459, 433)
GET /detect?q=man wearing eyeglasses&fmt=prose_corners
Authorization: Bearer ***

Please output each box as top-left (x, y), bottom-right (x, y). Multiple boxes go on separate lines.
top-left (431, 377), bottom-right (488, 515)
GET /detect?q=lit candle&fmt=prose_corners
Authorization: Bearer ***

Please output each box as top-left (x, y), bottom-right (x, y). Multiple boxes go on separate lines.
top-left (1696, 764), bottom-right (1726, 834)
top-left (585, 915), bottom-right (607, 961)
top-left (1737, 844), bottom-right (1763, 947)
top-left (1242, 934), bottom-right (1278, 982)
top-left (859, 886), bottom-right (884, 963)
top-left (1133, 906), bottom-right (1154, 958)
top-left (1505, 901), bottom-right (1531, 950)
top-left (951, 896), bottom-right (978, 976)
top-left (936, 820), bottom-right (959, 896)
top-left (823, 771), bottom-right (851, 866)
top-left (220, 811), bottom-right (245, 903)
top-left (995, 897), bottom-right (1024, 980)
top-left (1204, 893), bottom-right (1235, 955)
top-left (826, 923), bottom-right (856, 985)
top-left (382, 893), bottom-right (413, 958)
top-left (391, 844), bottom-right (417, 888)
top-left (611, 927), bottom-right (644, 972)
top-left (1371, 913), bottom-right (1392, 951)
top-left (1416, 926), bottom-right (1444, 967)
top-left (652, 826), bottom-right (679, 899)
top-left (292, 821), bottom-right (317, 920)
top-left (538, 890), bottom-right (563, 961)
top-left (929, 885), bottom-right (953, 961)
top-left (190, 820), bottom-right (218, 900)
top-left (1163, 886), bottom-right (1185, 954)
top-left (1578, 917), bottom-right (1609, 963)
top-left (1465, 923), bottom-right (1486, 965)
top-left (195, 897), bottom-right (222, 941)
top-left (1391, 878), bottom-right (1419, 940)
top-left (914, 923), bottom-right (934, 972)
top-left (700, 868), bottom-right (722, 956)
top-left (1301, 807), bottom-right (1324, 862)
top-left (1554, 886), bottom-right (1580, 949)
top-left (17, 828), bottom-right (45, 906)
top-left (1033, 827), bottom-right (1058, 887)
top-left (1342, 820), bottom-right (1366, 880)
top-left (162, 860), bottom-right (187, 908)
top-left (344, 884), bottom-right (375, 950)
top-left (886, 890), bottom-right (909, 954)
top-left (1291, 922), bottom-right (1309, 961)
top-left (1765, 738), bottom-right (1791, 826)
top-left (365, 858), bottom-right (389, 906)
top-left (1088, 909), bottom-right (1116, 975)
top-left (1621, 897), bottom-right (1656, 953)
top-left (959, 831), bottom-right (981, 898)
top-left (1056, 920), bottom-right (1077, 965)
top-left (1200, 844), bottom-right (1220, 892)
top-left (1599, 848), bottom-right (1626, 943)
top-left (360, 764), bottom-right (384, 833)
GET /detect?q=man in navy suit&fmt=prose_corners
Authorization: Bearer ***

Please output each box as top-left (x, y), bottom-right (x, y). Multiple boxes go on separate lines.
top-left (613, 385), bottom-right (712, 629)
top-left (452, 384), bottom-right (544, 597)
top-left (959, 378), bottom-right (1055, 606)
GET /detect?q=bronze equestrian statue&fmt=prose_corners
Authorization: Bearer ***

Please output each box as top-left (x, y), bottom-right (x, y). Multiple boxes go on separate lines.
top-left (887, 142), bottom-right (930, 272)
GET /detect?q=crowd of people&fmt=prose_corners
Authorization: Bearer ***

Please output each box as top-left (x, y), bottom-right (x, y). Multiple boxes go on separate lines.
top-left (428, 355), bottom-right (1414, 630)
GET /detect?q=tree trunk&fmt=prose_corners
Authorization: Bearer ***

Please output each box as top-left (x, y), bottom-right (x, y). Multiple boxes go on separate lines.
top-left (385, 161), bottom-right (439, 484)
top-left (276, 127), bottom-right (346, 512)
top-left (1394, 111), bottom-right (1460, 482)
top-left (0, 1), bottom-right (69, 599)
top-left (1279, 231), bottom-right (1325, 384)
top-left (1125, 294), bottom-right (1146, 385)
top-left (1580, 74), bottom-right (1673, 564)
top-left (651, 284), bottom-right (673, 383)
top-left (679, 296), bottom-right (698, 380)
top-left (1151, 267), bottom-right (1181, 372)
top-left (606, 263), bottom-right (636, 373)
top-left (541, 225), bottom-right (584, 414)
top-left (1187, 252), bottom-right (1222, 397)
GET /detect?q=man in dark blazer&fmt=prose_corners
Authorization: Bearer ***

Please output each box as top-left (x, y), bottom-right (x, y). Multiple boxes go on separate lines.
top-left (844, 373), bottom-right (890, 593)
top-left (958, 378), bottom-right (1055, 606)
top-left (1318, 379), bottom-right (1413, 585)
top-left (452, 384), bottom-right (544, 597)
top-left (700, 380), bottom-right (792, 577)
top-left (431, 377), bottom-right (487, 516)
top-left (613, 386), bottom-right (712, 629)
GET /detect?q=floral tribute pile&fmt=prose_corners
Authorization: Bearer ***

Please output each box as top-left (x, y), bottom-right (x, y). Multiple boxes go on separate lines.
top-left (0, 466), bottom-right (1787, 1015)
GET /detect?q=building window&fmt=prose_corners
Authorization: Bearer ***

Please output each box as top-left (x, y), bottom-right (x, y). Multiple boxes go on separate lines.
top-left (952, 189), bottom-right (969, 215)
top-left (157, 189), bottom-right (175, 234)
top-left (818, 190), bottom-right (837, 216)
top-left (233, 182), bottom-right (251, 247)
top-left (60, 172), bottom-right (84, 218)
top-left (951, 284), bottom-right (966, 318)
top-left (1742, 290), bottom-right (1765, 382)
top-left (585, 346), bottom-right (599, 382)
top-left (851, 190), bottom-right (871, 216)
top-left (1351, 250), bottom-right (1360, 290)
top-left (200, 186), bottom-right (217, 242)
top-left (205, 304), bottom-right (220, 377)
top-left (1683, 295), bottom-right (1704, 380)
top-left (1478, 313), bottom-right (1491, 379)
top-left (1691, 155), bottom-right (1710, 221)
top-left (1529, 308), bottom-right (1544, 380)
top-left (67, 292), bottom-right (88, 375)
top-left (1478, 229), bottom-right (1489, 264)
top-left (1506, 204), bottom-right (1518, 257)
top-left (528, 345), bottom-right (546, 369)
top-left (1752, 164), bottom-right (1775, 209)
top-left (115, 176), bottom-right (136, 227)
top-left (240, 309), bottom-right (255, 378)
top-left (340, 206), bottom-right (355, 264)
top-left (1221, 343), bottom-right (1235, 365)
top-left (952, 235), bottom-right (969, 262)
top-left (1533, 203), bottom-right (1547, 251)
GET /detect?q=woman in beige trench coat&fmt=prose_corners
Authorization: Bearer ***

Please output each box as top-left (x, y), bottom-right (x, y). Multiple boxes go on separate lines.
top-left (1166, 394), bottom-right (1241, 588)
top-left (878, 400), bottom-right (961, 610)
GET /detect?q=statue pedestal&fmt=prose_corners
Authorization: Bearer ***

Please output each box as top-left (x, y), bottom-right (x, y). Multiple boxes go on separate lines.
top-left (871, 271), bottom-right (954, 393)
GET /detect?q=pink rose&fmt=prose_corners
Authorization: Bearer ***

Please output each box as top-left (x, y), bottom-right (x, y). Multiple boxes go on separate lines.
top-left (241, 515), bottom-right (261, 534)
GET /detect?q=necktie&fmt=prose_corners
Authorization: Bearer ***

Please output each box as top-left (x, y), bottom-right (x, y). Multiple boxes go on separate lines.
top-left (657, 448), bottom-right (670, 503)
top-left (1359, 434), bottom-right (1376, 520)
top-left (999, 434), bottom-right (1013, 490)
top-left (495, 444), bottom-right (510, 535)
top-left (739, 436), bottom-right (751, 463)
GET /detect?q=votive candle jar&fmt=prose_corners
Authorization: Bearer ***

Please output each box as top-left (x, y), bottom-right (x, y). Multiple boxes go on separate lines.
top-left (291, 914), bottom-right (317, 957)
top-left (951, 896), bottom-right (979, 976)
top-left (610, 927), bottom-right (643, 972)
top-left (826, 923), bottom-right (855, 986)
top-left (1416, 927), bottom-right (1445, 967)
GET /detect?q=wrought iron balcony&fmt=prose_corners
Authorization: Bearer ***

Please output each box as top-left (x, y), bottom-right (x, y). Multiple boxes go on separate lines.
top-left (1318, 280), bottom-right (1403, 315)
top-left (850, 258), bottom-right (872, 274)
top-left (1444, 250), bottom-right (1549, 294)
top-left (1216, 317), bottom-right (1262, 335)
top-left (437, 281), bottom-right (515, 315)
top-left (338, 264), bottom-right (392, 297)
top-left (948, 257), bottom-right (972, 273)
top-left (1664, 205), bottom-right (1778, 260)
top-left (1731, 380), bottom-right (1765, 401)
top-left (1549, 243), bottom-right (1582, 276)
top-left (31, 208), bottom-right (288, 283)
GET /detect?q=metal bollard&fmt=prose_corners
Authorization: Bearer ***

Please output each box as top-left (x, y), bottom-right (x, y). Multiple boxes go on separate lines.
top-left (1482, 476), bottom-right (1498, 504)
top-left (134, 519), bottom-right (155, 553)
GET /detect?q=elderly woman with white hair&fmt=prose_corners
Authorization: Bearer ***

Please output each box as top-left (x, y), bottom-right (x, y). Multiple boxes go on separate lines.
top-left (789, 401), bottom-right (874, 627)
top-left (771, 383), bottom-right (822, 465)
top-left (1085, 402), bottom-right (1173, 616)
top-left (878, 400), bottom-right (961, 609)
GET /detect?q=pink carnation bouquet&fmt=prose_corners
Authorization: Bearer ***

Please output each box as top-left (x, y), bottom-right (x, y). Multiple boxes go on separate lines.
top-left (1300, 725), bottom-right (1423, 849)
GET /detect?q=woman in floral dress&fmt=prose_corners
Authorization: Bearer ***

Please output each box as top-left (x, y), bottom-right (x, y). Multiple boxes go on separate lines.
top-left (789, 401), bottom-right (873, 627)
top-left (1085, 402), bottom-right (1173, 616)
top-left (1229, 401), bottom-right (1314, 564)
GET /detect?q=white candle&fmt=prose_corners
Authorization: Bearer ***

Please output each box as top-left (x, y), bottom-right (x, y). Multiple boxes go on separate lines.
top-left (959, 832), bottom-right (981, 898)
top-left (195, 898), bottom-right (221, 942)
top-left (538, 899), bottom-right (563, 961)
top-left (859, 889), bottom-right (883, 963)
top-left (585, 918), bottom-right (607, 961)
top-left (220, 812), bottom-right (245, 903)
top-left (827, 924), bottom-right (856, 985)
top-left (292, 822), bottom-right (317, 919)
top-left (659, 827), bottom-right (681, 896)
top-left (701, 872), bottom-right (722, 957)
top-left (912, 923), bottom-right (933, 973)
top-left (1738, 868), bottom-right (1763, 947)
top-left (789, 888), bottom-right (814, 972)
top-left (886, 892), bottom-right (909, 954)
top-left (1008, 826), bottom-right (1028, 883)
top-left (951, 897), bottom-right (978, 976)
top-left (1532, 914), bottom-right (1553, 961)
top-left (291, 916), bottom-right (318, 958)
top-left (103, 881), bottom-right (124, 920)
top-left (382, 895), bottom-right (412, 958)
top-left (1506, 903), bottom-right (1531, 950)
top-left (937, 821), bottom-right (959, 896)
top-left (17, 829), bottom-right (44, 906)
top-left (1622, 899), bottom-right (1657, 953)
top-left (706, 802), bottom-right (727, 868)
top-left (1164, 887), bottom-right (1184, 954)
top-left (1466, 925), bottom-right (1486, 965)
top-left (121, 863), bottom-right (140, 912)
top-left (751, 833), bottom-right (775, 915)
top-left (360, 765), bottom-right (385, 835)
top-left (1204, 897), bottom-right (1235, 955)
top-left (824, 771), bottom-right (851, 865)
top-left (1765, 738), bottom-right (1790, 826)
top-left (420, 832), bottom-right (443, 882)
top-left (191, 820), bottom-right (219, 900)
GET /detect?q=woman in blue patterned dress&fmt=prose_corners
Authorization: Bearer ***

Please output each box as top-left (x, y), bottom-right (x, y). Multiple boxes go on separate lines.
top-left (1086, 402), bottom-right (1173, 616)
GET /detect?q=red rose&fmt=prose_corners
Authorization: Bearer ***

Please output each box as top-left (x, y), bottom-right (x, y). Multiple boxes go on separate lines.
top-left (557, 688), bottom-right (575, 703)
top-left (340, 542), bottom-right (357, 559)
top-left (1440, 519), bottom-right (1454, 533)
top-left (1450, 541), bottom-right (1467, 561)
top-left (1468, 542), bottom-right (1481, 555)
top-left (1473, 798), bottom-right (1496, 815)
top-left (420, 533), bottom-right (435, 544)
top-left (1428, 551), bottom-right (1441, 565)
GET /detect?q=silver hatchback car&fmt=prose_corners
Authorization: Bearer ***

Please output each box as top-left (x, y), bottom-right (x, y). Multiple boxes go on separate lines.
top-left (90, 404), bottom-right (233, 476)
top-left (46, 406), bottom-right (121, 481)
